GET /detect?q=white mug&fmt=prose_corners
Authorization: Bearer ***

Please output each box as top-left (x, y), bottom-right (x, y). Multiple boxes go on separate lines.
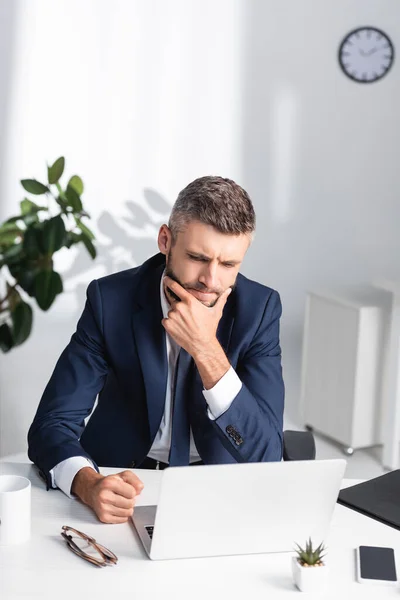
top-left (0, 475), bottom-right (31, 545)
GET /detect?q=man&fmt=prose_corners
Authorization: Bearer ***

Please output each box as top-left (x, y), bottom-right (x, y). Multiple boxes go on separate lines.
top-left (28, 176), bottom-right (284, 524)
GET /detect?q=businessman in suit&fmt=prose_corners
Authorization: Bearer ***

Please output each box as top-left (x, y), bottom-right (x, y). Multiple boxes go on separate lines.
top-left (28, 176), bottom-right (284, 524)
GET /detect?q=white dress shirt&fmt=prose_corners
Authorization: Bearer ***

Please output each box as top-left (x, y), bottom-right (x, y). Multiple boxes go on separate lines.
top-left (50, 272), bottom-right (242, 497)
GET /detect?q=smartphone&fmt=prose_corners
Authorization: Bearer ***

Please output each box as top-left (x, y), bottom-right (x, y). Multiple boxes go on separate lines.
top-left (356, 546), bottom-right (397, 585)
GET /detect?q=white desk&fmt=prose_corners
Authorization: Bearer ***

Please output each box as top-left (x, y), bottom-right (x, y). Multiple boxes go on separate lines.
top-left (0, 460), bottom-right (399, 599)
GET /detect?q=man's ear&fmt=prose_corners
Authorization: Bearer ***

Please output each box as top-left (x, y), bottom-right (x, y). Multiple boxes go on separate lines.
top-left (157, 224), bottom-right (172, 255)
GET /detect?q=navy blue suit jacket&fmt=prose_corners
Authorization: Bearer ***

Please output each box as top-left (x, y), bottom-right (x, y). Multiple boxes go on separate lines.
top-left (28, 253), bottom-right (284, 488)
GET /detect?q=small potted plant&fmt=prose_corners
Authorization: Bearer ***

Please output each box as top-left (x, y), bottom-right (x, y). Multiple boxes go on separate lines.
top-left (292, 537), bottom-right (328, 593)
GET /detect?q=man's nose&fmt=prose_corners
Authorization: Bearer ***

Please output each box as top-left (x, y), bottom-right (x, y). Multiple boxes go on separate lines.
top-left (198, 263), bottom-right (218, 291)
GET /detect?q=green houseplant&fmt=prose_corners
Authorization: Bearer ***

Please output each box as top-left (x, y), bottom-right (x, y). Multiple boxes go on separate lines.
top-left (292, 538), bottom-right (328, 592)
top-left (0, 157), bottom-right (96, 353)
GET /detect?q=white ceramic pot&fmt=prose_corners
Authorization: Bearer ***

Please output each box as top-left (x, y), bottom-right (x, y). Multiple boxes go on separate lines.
top-left (292, 556), bottom-right (328, 593)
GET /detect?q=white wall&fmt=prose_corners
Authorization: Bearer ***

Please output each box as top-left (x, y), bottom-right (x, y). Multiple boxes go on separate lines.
top-left (1, 0), bottom-right (399, 456)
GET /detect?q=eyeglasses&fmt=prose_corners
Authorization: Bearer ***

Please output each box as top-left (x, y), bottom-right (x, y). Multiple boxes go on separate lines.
top-left (61, 525), bottom-right (118, 567)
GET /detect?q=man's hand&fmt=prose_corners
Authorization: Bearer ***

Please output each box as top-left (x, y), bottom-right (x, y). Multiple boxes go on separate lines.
top-left (71, 467), bottom-right (144, 524)
top-left (162, 276), bottom-right (231, 359)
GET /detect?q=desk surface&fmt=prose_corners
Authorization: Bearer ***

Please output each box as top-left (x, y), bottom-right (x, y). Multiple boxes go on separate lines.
top-left (0, 460), bottom-right (399, 599)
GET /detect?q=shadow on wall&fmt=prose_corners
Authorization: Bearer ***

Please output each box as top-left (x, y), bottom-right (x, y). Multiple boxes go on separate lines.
top-left (62, 188), bottom-right (171, 310)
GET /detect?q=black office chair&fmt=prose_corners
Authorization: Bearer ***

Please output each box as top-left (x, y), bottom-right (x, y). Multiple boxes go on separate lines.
top-left (282, 430), bottom-right (316, 461)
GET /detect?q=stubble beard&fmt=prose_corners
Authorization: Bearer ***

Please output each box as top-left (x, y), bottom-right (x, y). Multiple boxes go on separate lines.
top-left (165, 251), bottom-right (233, 308)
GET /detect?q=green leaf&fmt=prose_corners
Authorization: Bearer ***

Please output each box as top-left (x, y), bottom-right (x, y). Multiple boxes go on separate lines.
top-left (0, 221), bottom-right (23, 234)
top-left (47, 157), bottom-right (65, 185)
top-left (21, 179), bottom-right (49, 195)
top-left (75, 218), bottom-right (95, 240)
top-left (0, 243), bottom-right (23, 266)
top-left (4, 216), bottom-right (22, 224)
top-left (23, 227), bottom-right (41, 259)
top-left (80, 234), bottom-right (96, 259)
top-left (34, 269), bottom-right (63, 310)
top-left (11, 300), bottom-right (33, 345)
top-left (6, 283), bottom-right (21, 312)
top-left (3, 212), bottom-right (42, 229)
top-left (0, 323), bottom-right (13, 352)
top-left (8, 262), bottom-right (38, 297)
top-left (315, 542), bottom-right (325, 555)
top-left (55, 195), bottom-right (69, 213)
top-left (64, 231), bottom-right (82, 249)
top-left (0, 222), bottom-right (23, 251)
top-left (65, 185), bottom-right (83, 212)
top-left (22, 213), bottom-right (40, 227)
top-left (20, 198), bottom-right (43, 215)
top-left (0, 228), bottom-right (23, 247)
top-left (41, 215), bottom-right (66, 254)
top-left (68, 175), bottom-right (84, 195)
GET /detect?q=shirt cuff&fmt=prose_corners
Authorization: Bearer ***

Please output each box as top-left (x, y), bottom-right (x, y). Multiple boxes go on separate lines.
top-left (50, 456), bottom-right (96, 499)
top-left (203, 366), bottom-right (242, 421)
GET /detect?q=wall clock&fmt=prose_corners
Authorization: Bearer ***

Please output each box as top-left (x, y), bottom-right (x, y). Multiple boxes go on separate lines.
top-left (338, 27), bottom-right (394, 83)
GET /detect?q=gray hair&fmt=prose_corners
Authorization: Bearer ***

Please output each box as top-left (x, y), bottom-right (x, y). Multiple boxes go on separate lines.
top-left (168, 176), bottom-right (255, 241)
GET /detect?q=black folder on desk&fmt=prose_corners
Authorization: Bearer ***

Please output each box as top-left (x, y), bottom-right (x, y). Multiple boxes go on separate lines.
top-left (337, 469), bottom-right (400, 531)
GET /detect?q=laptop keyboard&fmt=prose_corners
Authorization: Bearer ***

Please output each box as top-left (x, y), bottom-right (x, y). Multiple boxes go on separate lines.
top-left (145, 526), bottom-right (154, 539)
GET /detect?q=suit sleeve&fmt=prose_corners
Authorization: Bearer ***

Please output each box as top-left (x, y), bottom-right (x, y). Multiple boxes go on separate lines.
top-left (211, 290), bottom-right (284, 462)
top-left (27, 280), bottom-right (108, 488)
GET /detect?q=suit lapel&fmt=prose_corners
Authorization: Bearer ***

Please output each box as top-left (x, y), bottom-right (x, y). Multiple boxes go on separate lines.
top-left (132, 259), bottom-right (168, 442)
top-left (131, 254), bottom-right (236, 443)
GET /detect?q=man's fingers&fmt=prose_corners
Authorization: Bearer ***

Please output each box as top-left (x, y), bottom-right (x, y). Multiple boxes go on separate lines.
top-left (108, 491), bottom-right (136, 510)
top-left (99, 513), bottom-right (130, 524)
top-left (109, 516), bottom-right (130, 524)
top-left (107, 504), bottom-right (134, 518)
top-left (101, 474), bottom-right (136, 500)
top-left (117, 470), bottom-right (145, 495)
top-left (163, 277), bottom-right (192, 303)
top-left (214, 287), bottom-right (232, 308)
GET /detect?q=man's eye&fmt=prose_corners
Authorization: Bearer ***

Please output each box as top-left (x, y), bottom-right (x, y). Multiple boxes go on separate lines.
top-left (189, 255), bottom-right (205, 262)
top-left (223, 264), bottom-right (235, 269)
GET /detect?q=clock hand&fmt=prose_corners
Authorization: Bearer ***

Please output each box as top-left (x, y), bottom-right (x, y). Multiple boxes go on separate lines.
top-left (359, 47), bottom-right (378, 57)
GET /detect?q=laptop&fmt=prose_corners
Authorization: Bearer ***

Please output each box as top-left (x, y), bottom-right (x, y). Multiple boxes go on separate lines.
top-left (131, 458), bottom-right (346, 560)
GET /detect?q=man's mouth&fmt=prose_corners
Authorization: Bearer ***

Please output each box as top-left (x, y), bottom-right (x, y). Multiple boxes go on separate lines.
top-left (188, 289), bottom-right (218, 302)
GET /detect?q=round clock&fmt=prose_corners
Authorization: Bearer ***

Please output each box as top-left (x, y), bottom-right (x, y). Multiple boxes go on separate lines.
top-left (338, 27), bottom-right (394, 83)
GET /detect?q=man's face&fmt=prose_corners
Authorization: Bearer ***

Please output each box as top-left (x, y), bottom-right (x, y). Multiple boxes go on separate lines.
top-left (158, 221), bottom-right (251, 307)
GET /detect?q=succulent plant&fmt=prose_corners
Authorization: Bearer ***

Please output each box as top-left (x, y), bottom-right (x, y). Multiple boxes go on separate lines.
top-left (294, 538), bottom-right (326, 567)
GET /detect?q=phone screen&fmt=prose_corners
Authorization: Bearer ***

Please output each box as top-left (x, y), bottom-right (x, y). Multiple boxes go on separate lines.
top-left (359, 546), bottom-right (397, 582)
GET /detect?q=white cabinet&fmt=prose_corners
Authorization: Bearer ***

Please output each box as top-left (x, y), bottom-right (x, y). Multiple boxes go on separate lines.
top-left (300, 287), bottom-right (390, 451)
